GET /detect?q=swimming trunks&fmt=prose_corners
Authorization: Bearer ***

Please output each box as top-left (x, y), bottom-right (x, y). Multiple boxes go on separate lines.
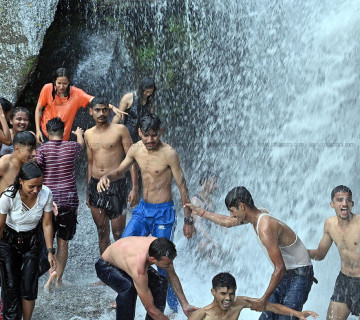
top-left (331, 271), bottom-right (360, 315)
top-left (54, 207), bottom-right (78, 241)
top-left (88, 177), bottom-right (127, 219)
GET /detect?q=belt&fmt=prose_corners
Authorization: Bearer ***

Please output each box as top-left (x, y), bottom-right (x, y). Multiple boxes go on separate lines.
top-left (285, 265), bottom-right (318, 284)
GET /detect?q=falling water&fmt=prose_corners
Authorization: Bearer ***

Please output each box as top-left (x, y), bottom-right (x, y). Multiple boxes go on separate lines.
top-left (31, 0), bottom-right (360, 319)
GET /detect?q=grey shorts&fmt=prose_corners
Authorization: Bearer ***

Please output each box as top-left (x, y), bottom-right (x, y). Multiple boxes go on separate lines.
top-left (331, 271), bottom-right (360, 315)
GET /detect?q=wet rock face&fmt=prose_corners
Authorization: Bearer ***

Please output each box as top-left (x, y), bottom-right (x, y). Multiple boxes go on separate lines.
top-left (0, 0), bottom-right (59, 102)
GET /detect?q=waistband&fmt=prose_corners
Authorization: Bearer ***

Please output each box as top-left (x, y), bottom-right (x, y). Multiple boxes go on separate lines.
top-left (339, 271), bottom-right (360, 280)
top-left (285, 265), bottom-right (318, 284)
top-left (5, 222), bottom-right (41, 237)
top-left (140, 198), bottom-right (174, 209)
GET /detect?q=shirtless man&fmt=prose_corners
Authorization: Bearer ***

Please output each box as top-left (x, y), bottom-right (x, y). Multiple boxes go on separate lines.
top-left (84, 97), bottom-right (138, 254)
top-left (186, 186), bottom-right (315, 319)
top-left (308, 185), bottom-right (360, 320)
top-left (189, 272), bottom-right (318, 320)
top-left (0, 131), bottom-right (36, 193)
top-left (97, 114), bottom-right (195, 313)
top-left (95, 236), bottom-right (196, 320)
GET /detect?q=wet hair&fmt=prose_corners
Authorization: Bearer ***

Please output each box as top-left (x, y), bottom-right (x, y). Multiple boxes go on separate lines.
top-left (10, 106), bottom-right (30, 120)
top-left (90, 97), bottom-right (109, 109)
top-left (136, 77), bottom-right (156, 108)
top-left (331, 185), bottom-right (352, 201)
top-left (2, 162), bottom-right (43, 199)
top-left (148, 238), bottom-right (177, 260)
top-left (225, 186), bottom-right (255, 209)
top-left (199, 170), bottom-right (217, 186)
top-left (13, 131), bottom-right (36, 148)
top-left (0, 97), bottom-right (13, 113)
top-left (139, 114), bottom-right (161, 133)
top-left (212, 272), bottom-right (237, 290)
top-left (46, 117), bottom-right (65, 136)
top-left (52, 67), bottom-right (71, 101)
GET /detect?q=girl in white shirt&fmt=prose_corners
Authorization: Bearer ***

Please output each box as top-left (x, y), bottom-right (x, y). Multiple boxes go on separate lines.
top-left (0, 162), bottom-right (56, 320)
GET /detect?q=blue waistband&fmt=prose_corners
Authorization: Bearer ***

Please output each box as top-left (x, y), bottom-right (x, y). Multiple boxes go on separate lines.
top-left (140, 199), bottom-right (174, 209)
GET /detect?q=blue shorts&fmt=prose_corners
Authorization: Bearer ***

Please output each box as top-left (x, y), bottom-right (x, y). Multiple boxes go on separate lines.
top-left (121, 199), bottom-right (176, 239)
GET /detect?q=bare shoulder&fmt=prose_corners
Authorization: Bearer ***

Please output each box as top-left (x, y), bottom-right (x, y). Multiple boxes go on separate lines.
top-left (161, 143), bottom-right (178, 160)
top-left (0, 155), bottom-right (11, 170)
top-left (84, 127), bottom-right (95, 139)
top-left (112, 123), bottom-right (130, 135)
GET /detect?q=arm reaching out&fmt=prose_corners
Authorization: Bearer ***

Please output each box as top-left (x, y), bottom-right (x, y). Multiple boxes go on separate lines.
top-left (308, 219), bottom-right (333, 260)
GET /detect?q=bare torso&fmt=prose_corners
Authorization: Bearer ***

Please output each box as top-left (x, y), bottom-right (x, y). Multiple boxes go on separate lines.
top-left (192, 302), bottom-right (243, 320)
top-left (133, 141), bottom-right (174, 204)
top-left (0, 155), bottom-right (22, 193)
top-left (85, 123), bottom-right (128, 179)
top-left (102, 236), bottom-right (156, 277)
top-left (327, 214), bottom-right (360, 277)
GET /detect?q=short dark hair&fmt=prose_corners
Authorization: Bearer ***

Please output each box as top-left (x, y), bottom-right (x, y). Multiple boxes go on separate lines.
top-left (149, 238), bottom-right (177, 260)
top-left (212, 272), bottom-right (237, 290)
top-left (13, 131), bottom-right (36, 148)
top-left (46, 117), bottom-right (65, 136)
top-left (140, 114), bottom-right (161, 133)
top-left (90, 97), bottom-right (109, 109)
top-left (331, 185), bottom-right (352, 201)
top-left (10, 106), bottom-right (30, 119)
top-left (225, 186), bottom-right (255, 209)
top-left (0, 97), bottom-right (13, 113)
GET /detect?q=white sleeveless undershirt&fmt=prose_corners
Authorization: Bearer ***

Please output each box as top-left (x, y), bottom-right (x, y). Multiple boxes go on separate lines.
top-left (255, 213), bottom-right (311, 270)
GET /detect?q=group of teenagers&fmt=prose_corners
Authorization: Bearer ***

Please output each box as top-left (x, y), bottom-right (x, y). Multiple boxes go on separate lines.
top-left (0, 68), bottom-right (357, 320)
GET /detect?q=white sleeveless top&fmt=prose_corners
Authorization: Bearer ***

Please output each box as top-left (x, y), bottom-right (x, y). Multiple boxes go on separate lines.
top-left (255, 213), bottom-right (311, 270)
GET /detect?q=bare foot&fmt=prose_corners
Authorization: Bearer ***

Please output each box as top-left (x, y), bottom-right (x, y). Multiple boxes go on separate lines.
top-left (92, 280), bottom-right (104, 286)
top-left (44, 271), bottom-right (57, 292)
top-left (55, 280), bottom-right (69, 288)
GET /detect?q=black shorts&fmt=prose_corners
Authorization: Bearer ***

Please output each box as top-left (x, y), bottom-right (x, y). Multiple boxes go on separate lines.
top-left (331, 271), bottom-right (360, 315)
top-left (88, 176), bottom-right (127, 219)
top-left (54, 207), bottom-right (78, 241)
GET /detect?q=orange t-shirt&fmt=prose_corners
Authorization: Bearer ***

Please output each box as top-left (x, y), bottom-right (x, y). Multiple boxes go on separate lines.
top-left (38, 83), bottom-right (93, 140)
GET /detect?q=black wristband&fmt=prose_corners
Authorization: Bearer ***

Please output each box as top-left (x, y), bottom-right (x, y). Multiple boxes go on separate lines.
top-left (184, 216), bottom-right (194, 225)
top-left (47, 248), bottom-right (55, 254)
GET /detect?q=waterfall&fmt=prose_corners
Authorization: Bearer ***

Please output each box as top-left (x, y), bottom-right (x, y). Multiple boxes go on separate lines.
top-left (31, 0), bottom-right (360, 319)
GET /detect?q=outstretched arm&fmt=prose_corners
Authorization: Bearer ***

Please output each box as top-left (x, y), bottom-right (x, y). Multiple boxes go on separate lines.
top-left (112, 93), bottom-right (131, 123)
top-left (308, 219), bottom-right (333, 260)
top-left (185, 203), bottom-right (244, 228)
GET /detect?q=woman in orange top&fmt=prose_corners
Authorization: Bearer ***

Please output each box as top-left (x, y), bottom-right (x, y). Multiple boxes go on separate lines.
top-left (35, 68), bottom-right (125, 143)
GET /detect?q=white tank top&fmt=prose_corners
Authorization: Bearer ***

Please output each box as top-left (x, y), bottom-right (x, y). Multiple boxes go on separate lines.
top-left (255, 213), bottom-right (311, 270)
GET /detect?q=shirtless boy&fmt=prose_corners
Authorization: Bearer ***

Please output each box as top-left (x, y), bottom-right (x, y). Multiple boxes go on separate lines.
top-left (97, 114), bottom-right (195, 313)
top-left (186, 186), bottom-right (314, 319)
top-left (308, 185), bottom-right (360, 319)
top-left (95, 236), bottom-right (196, 320)
top-left (0, 131), bottom-right (36, 193)
top-left (85, 97), bottom-right (138, 254)
top-left (189, 272), bottom-right (318, 320)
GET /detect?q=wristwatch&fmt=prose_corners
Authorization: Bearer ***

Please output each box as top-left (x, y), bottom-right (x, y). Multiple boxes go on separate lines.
top-left (47, 248), bottom-right (55, 254)
top-left (184, 216), bottom-right (194, 225)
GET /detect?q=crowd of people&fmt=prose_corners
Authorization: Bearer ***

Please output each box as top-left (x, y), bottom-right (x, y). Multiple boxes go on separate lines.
top-left (0, 68), bottom-right (357, 320)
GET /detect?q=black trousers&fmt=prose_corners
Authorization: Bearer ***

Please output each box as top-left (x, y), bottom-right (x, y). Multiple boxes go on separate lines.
top-left (95, 258), bottom-right (168, 320)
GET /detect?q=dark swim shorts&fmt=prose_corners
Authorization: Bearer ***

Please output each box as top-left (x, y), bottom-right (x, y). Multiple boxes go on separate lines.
top-left (331, 271), bottom-right (360, 315)
top-left (88, 176), bottom-right (127, 219)
top-left (54, 207), bottom-right (78, 241)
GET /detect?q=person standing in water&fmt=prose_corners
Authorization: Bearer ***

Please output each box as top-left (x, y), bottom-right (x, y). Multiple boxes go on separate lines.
top-left (85, 97), bottom-right (138, 255)
top-left (36, 117), bottom-right (84, 291)
top-left (35, 67), bottom-right (125, 143)
top-left (186, 186), bottom-right (315, 319)
top-left (308, 185), bottom-right (360, 320)
top-left (188, 272), bottom-right (318, 320)
top-left (112, 77), bottom-right (156, 142)
top-left (0, 162), bottom-right (55, 320)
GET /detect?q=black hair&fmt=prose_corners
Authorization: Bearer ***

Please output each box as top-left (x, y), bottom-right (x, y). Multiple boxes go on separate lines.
top-left (136, 77), bottom-right (156, 108)
top-left (225, 186), bottom-right (255, 209)
top-left (90, 97), bottom-right (109, 109)
top-left (52, 68), bottom-right (71, 101)
top-left (46, 117), bottom-right (65, 136)
top-left (331, 185), bottom-right (352, 201)
top-left (199, 170), bottom-right (217, 186)
top-left (148, 238), bottom-right (177, 260)
top-left (139, 114), bottom-right (161, 133)
top-left (2, 162), bottom-right (43, 199)
top-left (13, 131), bottom-right (36, 148)
top-left (212, 272), bottom-right (237, 290)
top-left (0, 97), bottom-right (13, 113)
top-left (10, 106), bottom-right (30, 120)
